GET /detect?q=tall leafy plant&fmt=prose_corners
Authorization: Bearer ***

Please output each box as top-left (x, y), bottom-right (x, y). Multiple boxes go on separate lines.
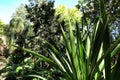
top-left (14, 0), bottom-right (120, 80)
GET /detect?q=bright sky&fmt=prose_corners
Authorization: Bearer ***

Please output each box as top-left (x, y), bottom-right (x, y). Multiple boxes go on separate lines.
top-left (0, 0), bottom-right (78, 24)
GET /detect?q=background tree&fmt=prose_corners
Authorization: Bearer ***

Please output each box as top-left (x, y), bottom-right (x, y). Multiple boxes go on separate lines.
top-left (0, 20), bottom-right (8, 57)
top-left (25, 0), bottom-right (63, 55)
top-left (76, 0), bottom-right (120, 42)
top-left (0, 20), bottom-right (9, 80)
top-left (3, 4), bottom-right (35, 80)
top-left (4, 1), bottom-right (62, 79)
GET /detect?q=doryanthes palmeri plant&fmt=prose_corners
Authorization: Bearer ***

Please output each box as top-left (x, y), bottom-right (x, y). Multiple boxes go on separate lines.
top-left (14, 0), bottom-right (120, 80)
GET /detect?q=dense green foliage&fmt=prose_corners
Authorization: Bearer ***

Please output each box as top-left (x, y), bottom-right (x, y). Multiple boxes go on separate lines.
top-left (0, 0), bottom-right (120, 80)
